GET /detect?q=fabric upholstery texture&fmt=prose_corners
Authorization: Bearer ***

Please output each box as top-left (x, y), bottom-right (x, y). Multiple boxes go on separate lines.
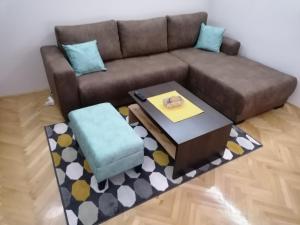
top-left (40, 46), bottom-right (80, 118)
top-left (62, 40), bottom-right (106, 75)
top-left (195, 23), bottom-right (225, 52)
top-left (167, 12), bottom-right (207, 50)
top-left (40, 12), bottom-right (297, 123)
top-left (55, 20), bottom-right (122, 62)
top-left (78, 53), bottom-right (188, 106)
top-left (118, 17), bottom-right (168, 58)
top-left (170, 48), bottom-right (297, 122)
top-left (220, 36), bottom-right (241, 56)
top-left (69, 103), bottom-right (144, 183)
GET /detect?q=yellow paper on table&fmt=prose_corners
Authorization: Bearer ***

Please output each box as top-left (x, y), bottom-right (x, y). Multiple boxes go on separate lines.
top-left (147, 91), bottom-right (204, 122)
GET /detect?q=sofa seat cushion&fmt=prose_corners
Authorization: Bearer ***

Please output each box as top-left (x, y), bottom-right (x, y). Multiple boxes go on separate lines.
top-left (78, 53), bottom-right (188, 106)
top-left (171, 48), bottom-right (297, 122)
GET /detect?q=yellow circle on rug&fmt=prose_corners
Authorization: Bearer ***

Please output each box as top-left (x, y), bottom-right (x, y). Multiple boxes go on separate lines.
top-left (52, 152), bottom-right (61, 167)
top-left (226, 141), bottom-right (244, 155)
top-left (57, 134), bottom-right (72, 148)
top-left (72, 180), bottom-right (90, 201)
top-left (119, 106), bottom-right (129, 116)
top-left (84, 160), bottom-right (92, 173)
top-left (153, 150), bottom-right (169, 166)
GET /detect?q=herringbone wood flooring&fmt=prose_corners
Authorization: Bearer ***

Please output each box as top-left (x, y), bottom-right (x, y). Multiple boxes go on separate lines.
top-left (0, 90), bottom-right (300, 225)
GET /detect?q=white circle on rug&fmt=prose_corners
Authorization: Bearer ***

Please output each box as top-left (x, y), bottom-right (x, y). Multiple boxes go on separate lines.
top-left (236, 137), bottom-right (255, 150)
top-left (117, 185), bottom-right (136, 207)
top-left (144, 137), bottom-right (158, 151)
top-left (164, 166), bottom-right (183, 184)
top-left (246, 134), bottom-right (260, 145)
top-left (223, 148), bottom-right (233, 160)
top-left (125, 168), bottom-right (141, 179)
top-left (211, 158), bottom-right (222, 166)
top-left (134, 126), bottom-right (148, 138)
top-left (90, 176), bottom-right (109, 193)
top-left (149, 172), bottom-right (169, 191)
top-left (142, 156), bottom-right (156, 172)
top-left (186, 170), bottom-right (197, 178)
top-left (66, 162), bottom-right (83, 180)
top-left (230, 128), bottom-right (239, 137)
top-left (66, 210), bottom-right (78, 225)
top-left (49, 138), bottom-right (57, 151)
top-left (53, 123), bottom-right (68, 134)
top-left (110, 173), bottom-right (125, 186)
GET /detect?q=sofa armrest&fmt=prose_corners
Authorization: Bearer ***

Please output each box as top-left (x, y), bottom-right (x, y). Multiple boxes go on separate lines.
top-left (40, 46), bottom-right (80, 118)
top-left (220, 36), bottom-right (241, 56)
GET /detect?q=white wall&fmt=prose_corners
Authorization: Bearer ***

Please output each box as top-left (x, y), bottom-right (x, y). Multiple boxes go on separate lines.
top-left (206, 0), bottom-right (300, 107)
top-left (0, 0), bottom-right (209, 96)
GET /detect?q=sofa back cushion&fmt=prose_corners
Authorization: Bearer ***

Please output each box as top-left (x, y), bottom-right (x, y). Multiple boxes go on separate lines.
top-left (167, 12), bottom-right (208, 50)
top-left (118, 17), bottom-right (168, 58)
top-left (55, 20), bottom-right (122, 62)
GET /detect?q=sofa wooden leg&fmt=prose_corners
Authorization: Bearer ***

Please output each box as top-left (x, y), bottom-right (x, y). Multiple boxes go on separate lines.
top-left (128, 105), bottom-right (139, 124)
top-left (274, 104), bottom-right (284, 109)
top-left (235, 120), bottom-right (245, 125)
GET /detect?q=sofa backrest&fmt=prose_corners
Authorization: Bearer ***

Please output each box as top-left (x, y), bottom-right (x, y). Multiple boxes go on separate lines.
top-left (117, 17), bottom-right (168, 58)
top-left (55, 20), bottom-right (122, 62)
top-left (54, 12), bottom-right (208, 60)
top-left (167, 12), bottom-right (208, 50)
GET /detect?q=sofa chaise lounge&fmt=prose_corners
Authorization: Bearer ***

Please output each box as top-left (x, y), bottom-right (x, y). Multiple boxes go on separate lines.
top-left (41, 12), bottom-right (297, 123)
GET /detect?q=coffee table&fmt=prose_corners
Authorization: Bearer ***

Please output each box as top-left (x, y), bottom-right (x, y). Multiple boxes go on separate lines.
top-left (128, 81), bottom-right (232, 178)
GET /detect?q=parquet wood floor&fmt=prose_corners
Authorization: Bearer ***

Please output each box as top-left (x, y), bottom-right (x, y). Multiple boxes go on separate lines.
top-left (0, 90), bottom-right (300, 225)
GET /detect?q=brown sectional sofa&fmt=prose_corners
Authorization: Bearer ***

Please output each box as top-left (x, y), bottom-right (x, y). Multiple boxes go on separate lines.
top-left (41, 12), bottom-right (297, 123)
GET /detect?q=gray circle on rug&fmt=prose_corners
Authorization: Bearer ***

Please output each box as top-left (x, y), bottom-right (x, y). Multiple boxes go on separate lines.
top-left (133, 178), bottom-right (153, 199)
top-left (56, 168), bottom-right (65, 185)
top-left (199, 164), bottom-right (210, 172)
top-left (61, 147), bottom-right (78, 162)
top-left (78, 201), bottom-right (98, 225)
top-left (99, 193), bottom-right (118, 217)
top-left (45, 126), bottom-right (53, 137)
top-left (61, 187), bottom-right (71, 207)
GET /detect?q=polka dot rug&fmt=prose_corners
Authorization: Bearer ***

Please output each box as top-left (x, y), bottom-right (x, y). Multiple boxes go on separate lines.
top-left (45, 106), bottom-right (262, 225)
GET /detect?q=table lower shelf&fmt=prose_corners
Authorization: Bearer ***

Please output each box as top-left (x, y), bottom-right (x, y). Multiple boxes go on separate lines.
top-left (128, 104), bottom-right (176, 159)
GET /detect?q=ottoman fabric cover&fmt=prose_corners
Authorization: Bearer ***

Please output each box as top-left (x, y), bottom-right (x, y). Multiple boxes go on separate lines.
top-left (68, 103), bottom-right (144, 182)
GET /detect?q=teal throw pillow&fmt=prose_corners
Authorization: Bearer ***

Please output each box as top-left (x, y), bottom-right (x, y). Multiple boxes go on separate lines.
top-left (62, 40), bottom-right (107, 76)
top-left (195, 23), bottom-right (225, 53)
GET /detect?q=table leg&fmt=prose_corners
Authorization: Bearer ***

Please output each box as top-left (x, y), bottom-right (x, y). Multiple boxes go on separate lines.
top-left (128, 105), bottom-right (138, 124)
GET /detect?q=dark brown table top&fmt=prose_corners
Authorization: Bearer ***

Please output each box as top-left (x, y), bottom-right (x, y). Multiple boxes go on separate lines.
top-left (129, 81), bottom-right (232, 145)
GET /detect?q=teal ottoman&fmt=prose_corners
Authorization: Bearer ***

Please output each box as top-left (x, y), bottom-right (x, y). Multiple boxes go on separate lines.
top-left (68, 103), bottom-right (144, 184)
